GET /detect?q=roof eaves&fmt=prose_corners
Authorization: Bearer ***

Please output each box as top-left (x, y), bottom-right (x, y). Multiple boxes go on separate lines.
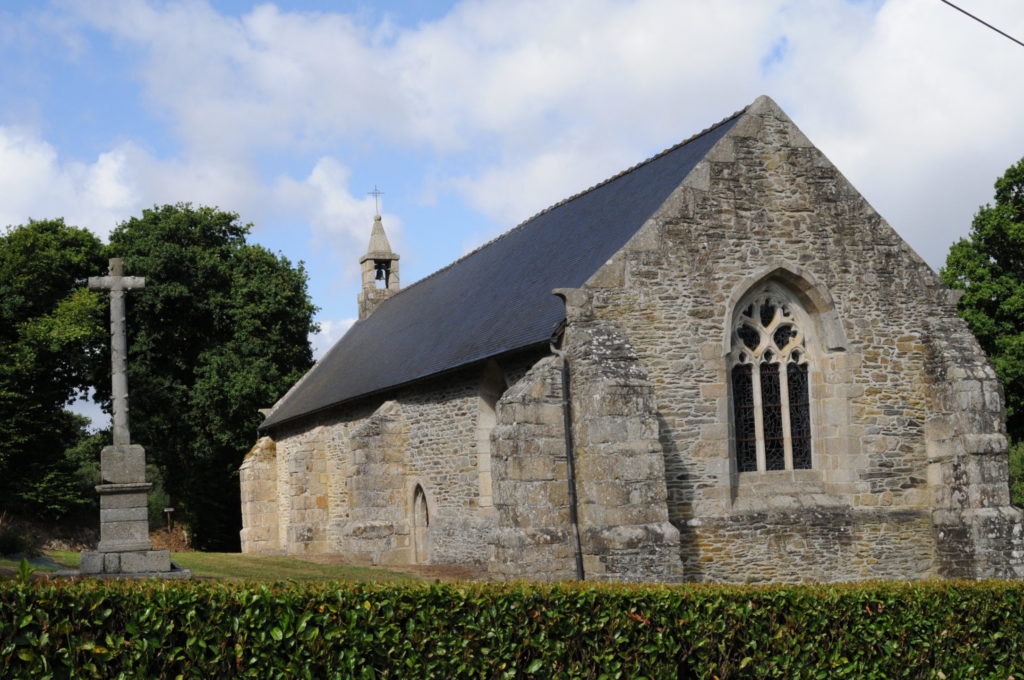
top-left (259, 340), bottom-right (551, 432)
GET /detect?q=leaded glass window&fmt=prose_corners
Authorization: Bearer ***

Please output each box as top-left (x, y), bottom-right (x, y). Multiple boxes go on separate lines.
top-left (729, 292), bottom-right (812, 472)
top-left (731, 364), bottom-right (757, 473)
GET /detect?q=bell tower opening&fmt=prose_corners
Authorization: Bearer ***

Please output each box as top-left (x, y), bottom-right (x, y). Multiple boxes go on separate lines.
top-left (373, 260), bottom-right (392, 289)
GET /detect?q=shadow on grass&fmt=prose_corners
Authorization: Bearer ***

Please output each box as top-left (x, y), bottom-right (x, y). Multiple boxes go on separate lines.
top-left (37, 550), bottom-right (416, 583)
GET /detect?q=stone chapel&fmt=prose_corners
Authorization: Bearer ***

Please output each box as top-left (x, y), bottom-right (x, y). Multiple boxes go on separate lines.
top-left (239, 95), bottom-right (1024, 583)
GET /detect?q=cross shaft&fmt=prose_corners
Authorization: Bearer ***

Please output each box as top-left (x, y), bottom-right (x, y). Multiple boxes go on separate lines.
top-left (89, 258), bottom-right (145, 446)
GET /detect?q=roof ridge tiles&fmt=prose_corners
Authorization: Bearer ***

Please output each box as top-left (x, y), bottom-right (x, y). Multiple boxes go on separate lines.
top-left (373, 104), bottom-right (748, 306)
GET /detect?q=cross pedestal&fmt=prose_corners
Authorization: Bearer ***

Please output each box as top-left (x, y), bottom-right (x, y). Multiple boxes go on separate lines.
top-left (79, 447), bottom-right (176, 577)
top-left (75, 258), bottom-right (190, 579)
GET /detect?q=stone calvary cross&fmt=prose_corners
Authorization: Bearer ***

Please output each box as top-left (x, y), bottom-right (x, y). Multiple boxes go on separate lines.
top-left (76, 258), bottom-right (189, 578)
top-left (89, 258), bottom-right (144, 446)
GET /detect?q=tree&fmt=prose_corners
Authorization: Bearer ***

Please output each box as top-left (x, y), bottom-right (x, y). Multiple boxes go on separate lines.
top-left (0, 219), bottom-right (108, 518)
top-left (109, 204), bottom-right (317, 550)
top-left (942, 157), bottom-right (1024, 504)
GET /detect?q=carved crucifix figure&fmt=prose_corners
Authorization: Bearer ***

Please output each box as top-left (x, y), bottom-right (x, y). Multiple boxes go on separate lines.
top-left (89, 258), bottom-right (145, 446)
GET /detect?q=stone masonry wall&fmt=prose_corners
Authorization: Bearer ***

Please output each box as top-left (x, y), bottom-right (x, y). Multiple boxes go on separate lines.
top-left (247, 350), bottom-right (544, 566)
top-left (687, 509), bottom-right (935, 583)
top-left (281, 425), bottom-right (331, 554)
top-left (568, 95), bottom-right (1020, 582)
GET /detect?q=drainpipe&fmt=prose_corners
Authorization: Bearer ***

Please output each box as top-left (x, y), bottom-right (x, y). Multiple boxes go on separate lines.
top-left (550, 334), bottom-right (585, 581)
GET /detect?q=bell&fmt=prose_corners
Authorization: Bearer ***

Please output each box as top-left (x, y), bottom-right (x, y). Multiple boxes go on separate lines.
top-left (375, 267), bottom-right (386, 281)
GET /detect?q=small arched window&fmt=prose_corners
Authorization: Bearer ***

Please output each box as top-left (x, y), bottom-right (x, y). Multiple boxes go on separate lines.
top-left (412, 484), bottom-right (430, 564)
top-left (729, 290), bottom-right (812, 472)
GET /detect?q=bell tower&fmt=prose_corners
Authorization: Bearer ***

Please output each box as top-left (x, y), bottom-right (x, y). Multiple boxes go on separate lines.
top-left (357, 213), bottom-right (400, 319)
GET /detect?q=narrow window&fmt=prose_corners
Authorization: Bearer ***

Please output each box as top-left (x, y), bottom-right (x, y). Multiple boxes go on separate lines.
top-left (788, 362), bottom-right (812, 469)
top-left (732, 364), bottom-right (757, 472)
top-left (729, 292), bottom-right (812, 472)
top-left (760, 361), bottom-right (785, 471)
top-left (413, 485), bottom-right (429, 563)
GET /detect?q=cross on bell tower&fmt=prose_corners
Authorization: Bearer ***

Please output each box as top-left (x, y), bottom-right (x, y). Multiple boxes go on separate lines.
top-left (368, 185), bottom-right (384, 215)
top-left (357, 194), bottom-right (400, 320)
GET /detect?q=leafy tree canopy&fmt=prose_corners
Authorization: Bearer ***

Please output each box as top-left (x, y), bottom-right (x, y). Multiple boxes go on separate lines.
top-left (941, 157), bottom-right (1024, 444)
top-left (0, 219), bottom-right (107, 517)
top-left (109, 204), bottom-right (317, 550)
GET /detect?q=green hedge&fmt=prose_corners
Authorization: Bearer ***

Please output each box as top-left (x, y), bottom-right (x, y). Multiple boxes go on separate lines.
top-left (2, 579), bottom-right (1022, 679)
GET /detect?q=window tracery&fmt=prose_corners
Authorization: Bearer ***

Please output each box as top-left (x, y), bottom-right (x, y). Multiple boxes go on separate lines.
top-left (729, 291), bottom-right (812, 472)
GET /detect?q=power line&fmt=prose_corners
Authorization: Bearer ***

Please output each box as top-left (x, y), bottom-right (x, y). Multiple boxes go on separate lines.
top-left (938, 0), bottom-right (1024, 49)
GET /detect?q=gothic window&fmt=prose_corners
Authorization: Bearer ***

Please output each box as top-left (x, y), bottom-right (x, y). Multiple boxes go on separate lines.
top-left (729, 291), bottom-right (812, 472)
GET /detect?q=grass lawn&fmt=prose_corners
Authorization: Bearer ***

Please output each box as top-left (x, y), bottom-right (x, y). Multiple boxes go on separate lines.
top-left (0, 556), bottom-right (60, 572)
top-left (3, 551), bottom-right (416, 583)
top-left (169, 553), bottom-right (415, 582)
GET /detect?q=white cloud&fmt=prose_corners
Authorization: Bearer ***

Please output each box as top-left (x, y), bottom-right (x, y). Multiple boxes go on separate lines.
top-left (74, 0), bottom-right (405, 158)
top-left (767, 0), bottom-right (1024, 266)
top-left (0, 126), bottom-right (137, 236)
top-left (393, 0), bottom-right (778, 141)
top-left (24, 0), bottom-right (1024, 273)
top-left (390, 0), bottom-right (786, 224)
top-left (452, 144), bottom-right (629, 230)
top-left (63, 0), bottom-right (785, 206)
top-left (309, 316), bottom-right (356, 360)
top-left (0, 124), bottom-right (273, 239)
top-left (273, 156), bottom-right (403, 279)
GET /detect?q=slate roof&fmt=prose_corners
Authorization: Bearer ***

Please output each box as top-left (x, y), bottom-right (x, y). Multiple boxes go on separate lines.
top-left (261, 106), bottom-right (745, 430)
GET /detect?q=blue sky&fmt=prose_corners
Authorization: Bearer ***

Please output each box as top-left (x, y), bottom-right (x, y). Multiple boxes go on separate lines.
top-left (2, 0), bottom-right (1023, 425)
